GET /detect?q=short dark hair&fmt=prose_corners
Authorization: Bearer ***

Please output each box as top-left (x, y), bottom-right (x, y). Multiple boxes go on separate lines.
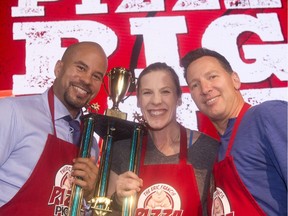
top-left (181, 48), bottom-right (233, 80)
top-left (137, 62), bottom-right (182, 98)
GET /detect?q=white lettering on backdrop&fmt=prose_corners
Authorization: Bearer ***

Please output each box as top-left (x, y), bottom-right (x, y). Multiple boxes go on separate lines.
top-left (12, 21), bottom-right (117, 94)
top-left (11, 0), bottom-right (282, 17)
top-left (9, 0), bottom-right (287, 129)
top-left (12, 14), bottom-right (287, 94)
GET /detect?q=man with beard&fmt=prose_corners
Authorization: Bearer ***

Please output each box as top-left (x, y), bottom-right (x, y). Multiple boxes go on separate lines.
top-left (0, 41), bottom-right (108, 215)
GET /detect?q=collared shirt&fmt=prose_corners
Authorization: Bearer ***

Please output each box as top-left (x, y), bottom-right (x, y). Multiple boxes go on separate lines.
top-left (0, 89), bottom-right (99, 206)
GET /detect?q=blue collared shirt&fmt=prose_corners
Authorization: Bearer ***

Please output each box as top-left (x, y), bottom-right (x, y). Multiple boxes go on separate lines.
top-left (0, 89), bottom-right (99, 206)
top-left (219, 100), bottom-right (287, 215)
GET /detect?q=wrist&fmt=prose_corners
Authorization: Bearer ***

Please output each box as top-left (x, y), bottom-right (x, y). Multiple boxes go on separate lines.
top-left (111, 193), bottom-right (122, 212)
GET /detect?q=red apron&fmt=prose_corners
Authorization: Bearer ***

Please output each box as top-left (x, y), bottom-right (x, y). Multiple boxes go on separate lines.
top-left (211, 103), bottom-right (266, 216)
top-left (135, 125), bottom-right (202, 216)
top-left (0, 88), bottom-right (78, 216)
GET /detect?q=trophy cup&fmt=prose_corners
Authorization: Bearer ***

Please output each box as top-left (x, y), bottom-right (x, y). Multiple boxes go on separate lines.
top-left (104, 67), bottom-right (133, 120)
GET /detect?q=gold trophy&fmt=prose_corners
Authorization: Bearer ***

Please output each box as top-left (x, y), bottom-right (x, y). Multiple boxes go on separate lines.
top-left (88, 67), bottom-right (143, 216)
top-left (105, 67), bottom-right (132, 120)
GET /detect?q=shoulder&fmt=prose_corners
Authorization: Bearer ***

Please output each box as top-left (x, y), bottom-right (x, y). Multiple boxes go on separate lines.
top-left (198, 132), bottom-right (219, 152)
top-left (190, 129), bottom-right (219, 146)
top-left (198, 132), bottom-right (219, 143)
top-left (0, 96), bottom-right (14, 108)
top-left (0, 93), bottom-right (44, 108)
top-left (235, 100), bottom-right (287, 152)
top-left (0, 93), bottom-right (48, 122)
top-left (0, 97), bottom-right (17, 123)
top-left (187, 129), bottom-right (219, 168)
top-left (187, 128), bottom-right (219, 153)
top-left (244, 100), bottom-right (287, 125)
top-left (248, 100), bottom-right (287, 115)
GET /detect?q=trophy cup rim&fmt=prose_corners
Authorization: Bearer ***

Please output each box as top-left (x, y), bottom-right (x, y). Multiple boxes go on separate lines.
top-left (81, 113), bottom-right (146, 141)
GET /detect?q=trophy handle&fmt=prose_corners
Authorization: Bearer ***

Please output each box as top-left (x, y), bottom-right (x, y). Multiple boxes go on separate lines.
top-left (82, 114), bottom-right (146, 216)
top-left (68, 115), bottom-right (95, 216)
top-left (88, 126), bottom-right (114, 216)
top-left (121, 77), bottom-right (136, 103)
top-left (122, 125), bottom-right (144, 216)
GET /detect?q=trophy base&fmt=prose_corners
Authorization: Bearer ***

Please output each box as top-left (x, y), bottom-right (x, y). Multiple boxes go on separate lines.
top-left (88, 196), bottom-right (112, 216)
top-left (105, 109), bottom-right (127, 120)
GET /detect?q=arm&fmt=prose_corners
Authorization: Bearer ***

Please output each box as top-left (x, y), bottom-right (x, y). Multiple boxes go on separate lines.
top-left (233, 100), bottom-right (287, 214)
top-left (0, 99), bottom-right (17, 166)
top-left (263, 100), bottom-right (287, 185)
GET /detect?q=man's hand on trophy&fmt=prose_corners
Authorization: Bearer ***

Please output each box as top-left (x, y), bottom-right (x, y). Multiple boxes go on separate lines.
top-left (115, 171), bottom-right (143, 204)
top-left (71, 157), bottom-right (99, 201)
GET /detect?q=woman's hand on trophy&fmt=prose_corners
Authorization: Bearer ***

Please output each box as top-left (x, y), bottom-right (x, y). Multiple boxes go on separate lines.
top-left (115, 171), bottom-right (143, 203)
top-left (71, 156), bottom-right (99, 201)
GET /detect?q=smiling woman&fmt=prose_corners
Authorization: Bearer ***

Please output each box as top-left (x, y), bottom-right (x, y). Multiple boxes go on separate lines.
top-left (137, 69), bottom-right (181, 134)
top-left (107, 62), bottom-right (219, 216)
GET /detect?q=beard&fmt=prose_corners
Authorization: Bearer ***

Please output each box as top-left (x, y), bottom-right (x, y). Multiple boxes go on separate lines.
top-left (63, 90), bottom-right (90, 110)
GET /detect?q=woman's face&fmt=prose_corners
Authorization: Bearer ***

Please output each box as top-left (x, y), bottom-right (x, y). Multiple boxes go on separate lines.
top-left (137, 69), bottom-right (181, 130)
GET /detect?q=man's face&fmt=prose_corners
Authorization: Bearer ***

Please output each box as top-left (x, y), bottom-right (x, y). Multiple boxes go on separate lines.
top-left (186, 56), bottom-right (240, 122)
top-left (54, 44), bottom-right (107, 115)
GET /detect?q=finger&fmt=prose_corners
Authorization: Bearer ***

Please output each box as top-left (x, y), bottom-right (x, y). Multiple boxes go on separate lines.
top-left (72, 159), bottom-right (98, 175)
top-left (117, 189), bottom-right (138, 199)
top-left (73, 157), bottom-right (97, 167)
top-left (72, 170), bottom-right (96, 200)
top-left (72, 166), bottom-right (98, 183)
top-left (124, 171), bottom-right (140, 179)
top-left (118, 172), bottom-right (143, 189)
top-left (116, 173), bottom-right (143, 199)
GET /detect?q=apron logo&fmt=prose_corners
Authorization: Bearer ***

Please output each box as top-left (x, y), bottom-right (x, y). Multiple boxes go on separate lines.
top-left (136, 183), bottom-right (183, 216)
top-left (48, 165), bottom-right (73, 216)
top-left (212, 187), bottom-right (234, 216)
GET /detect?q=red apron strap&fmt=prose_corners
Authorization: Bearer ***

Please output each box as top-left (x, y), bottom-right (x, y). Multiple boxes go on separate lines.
top-left (140, 135), bottom-right (147, 166)
top-left (179, 124), bottom-right (188, 164)
top-left (48, 87), bottom-right (57, 136)
top-left (225, 103), bottom-right (251, 157)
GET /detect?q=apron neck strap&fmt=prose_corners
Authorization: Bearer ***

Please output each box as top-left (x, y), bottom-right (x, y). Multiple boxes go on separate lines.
top-left (225, 103), bottom-right (251, 157)
top-left (179, 124), bottom-right (188, 164)
top-left (48, 87), bottom-right (57, 136)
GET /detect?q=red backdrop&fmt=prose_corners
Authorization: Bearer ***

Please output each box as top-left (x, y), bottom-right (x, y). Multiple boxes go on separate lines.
top-left (0, 0), bottom-right (287, 139)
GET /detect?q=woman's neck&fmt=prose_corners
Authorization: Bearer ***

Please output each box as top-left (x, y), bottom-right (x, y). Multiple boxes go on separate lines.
top-left (149, 122), bottom-right (181, 156)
